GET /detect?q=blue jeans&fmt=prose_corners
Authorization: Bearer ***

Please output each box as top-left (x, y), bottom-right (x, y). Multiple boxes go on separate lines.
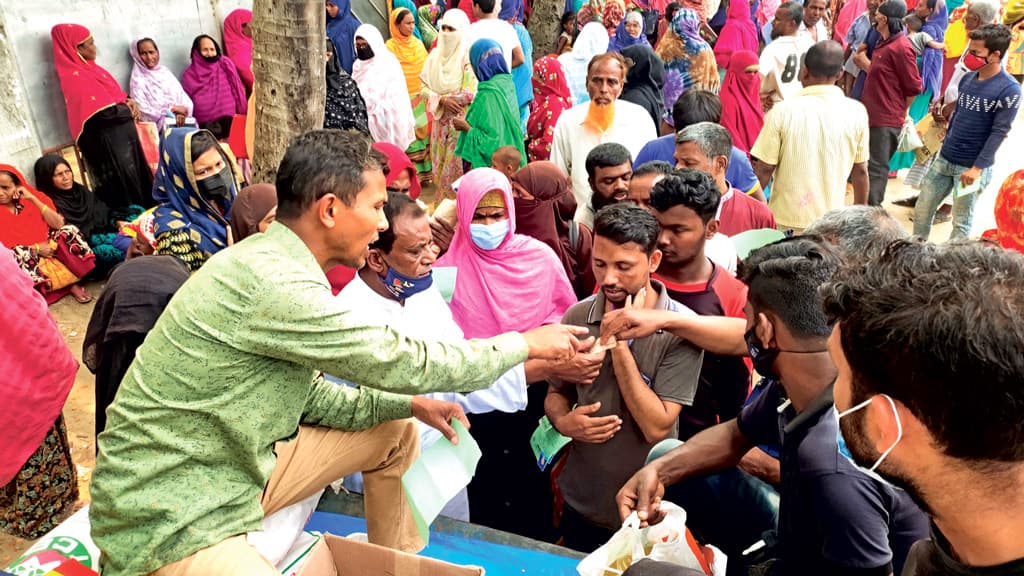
top-left (913, 155), bottom-right (992, 240)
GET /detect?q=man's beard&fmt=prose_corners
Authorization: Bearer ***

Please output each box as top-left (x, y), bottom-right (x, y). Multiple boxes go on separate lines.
top-left (840, 408), bottom-right (934, 516)
top-left (584, 101), bottom-right (616, 133)
top-left (591, 189), bottom-right (621, 213)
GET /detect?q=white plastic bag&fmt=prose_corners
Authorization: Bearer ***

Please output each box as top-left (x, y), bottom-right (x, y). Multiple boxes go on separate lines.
top-left (897, 115), bottom-right (924, 152)
top-left (577, 502), bottom-right (725, 576)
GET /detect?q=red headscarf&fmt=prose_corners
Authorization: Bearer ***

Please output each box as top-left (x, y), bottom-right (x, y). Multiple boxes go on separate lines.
top-left (372, 142), bottom-right (422, 199)
top-left (991, 170), bottom-right (1024, 253)
top-left (719, 50), bottom-right (763, 156)
top-left (51, 24), bottom-right (127, 141)
top-left (223, 9), bottom-right (254, 91)
top-left (0, 164), bottom-right (56, 248)
top-left (527, 56), bottom-right (573, 162)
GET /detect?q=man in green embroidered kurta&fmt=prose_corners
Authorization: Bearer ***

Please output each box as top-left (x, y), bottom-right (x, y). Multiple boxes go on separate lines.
top-left (90, 131), bottom-right (585, 576)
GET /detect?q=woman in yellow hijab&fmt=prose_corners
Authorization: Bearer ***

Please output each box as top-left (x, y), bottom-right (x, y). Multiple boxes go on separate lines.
top-left (387, 7), bottom-right (427, 97)
top-left (387, 7), bottom-right (432, 182)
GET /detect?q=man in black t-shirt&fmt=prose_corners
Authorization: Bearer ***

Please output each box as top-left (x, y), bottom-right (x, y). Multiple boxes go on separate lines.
top-left (821, 240), bottom-right (1024, 576)
top-left (616, 237), bottom-right (928, 575)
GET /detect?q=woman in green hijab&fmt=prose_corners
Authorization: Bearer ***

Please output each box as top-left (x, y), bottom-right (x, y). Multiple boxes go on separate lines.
top-left (454, 39), bottom-right (526, 171)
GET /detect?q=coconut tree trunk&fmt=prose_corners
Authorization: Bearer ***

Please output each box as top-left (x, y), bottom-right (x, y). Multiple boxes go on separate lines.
top-left (251, 0), bottom-right (325, 183)
top-left (528, 0), bottom-right (564, 58)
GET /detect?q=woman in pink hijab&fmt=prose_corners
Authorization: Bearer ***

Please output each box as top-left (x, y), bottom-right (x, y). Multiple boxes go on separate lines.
top-left (0, 243), bottom-right (79, 538)
top-left (223, 9), bottom-right (254, 93)
top-left (714, 0), bottom-right (760, 70)
top-left (436, 167), bottom-right (577, 339)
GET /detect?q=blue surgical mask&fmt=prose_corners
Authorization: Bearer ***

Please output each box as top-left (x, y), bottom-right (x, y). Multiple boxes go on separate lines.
top-left (835, 394), bottom-right (903, 485)
top-left (470, 221), bottom-right (509, 251)
top-left (381, 260), bottom-right (434, 300)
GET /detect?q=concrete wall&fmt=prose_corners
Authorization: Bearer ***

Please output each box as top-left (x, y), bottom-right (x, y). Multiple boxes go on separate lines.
top-left (0, 0), bottom-right (388, 166)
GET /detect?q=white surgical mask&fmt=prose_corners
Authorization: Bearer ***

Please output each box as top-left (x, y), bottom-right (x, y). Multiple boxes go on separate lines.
top-left (835, 394), bottom-right (903, 482)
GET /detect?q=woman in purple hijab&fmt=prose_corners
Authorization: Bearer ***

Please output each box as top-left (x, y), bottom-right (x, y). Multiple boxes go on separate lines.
top-left (181, 34), bottom-right (247, 139)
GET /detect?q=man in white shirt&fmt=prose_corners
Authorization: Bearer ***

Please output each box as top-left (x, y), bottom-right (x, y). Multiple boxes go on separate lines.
top-left (550, 52), bottom-right (658, 227)
top-left (336, 191), bottom-right (534, 519)
top-left (798, 0), bottom-right (831, 42)
top-left (463, 0), bottom-right (525, 70)
top-left (751, 41), bottom-right (870, 233)
top-left (760, 2), bottom-right (815, 111)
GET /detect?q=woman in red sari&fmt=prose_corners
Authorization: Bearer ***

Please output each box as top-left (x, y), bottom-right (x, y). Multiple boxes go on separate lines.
top-left (0, 165), bottom-right (95, 304)
top-left (719, 50), bottom-right (763, 155)
top-left (51, 24), bottom-right (154, 216)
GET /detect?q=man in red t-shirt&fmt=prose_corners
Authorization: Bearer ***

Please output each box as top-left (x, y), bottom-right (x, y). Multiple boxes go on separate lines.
top-left (648, 169), bottom-right (752, 439)
top-left (674, 122), bottom-right (776, 237)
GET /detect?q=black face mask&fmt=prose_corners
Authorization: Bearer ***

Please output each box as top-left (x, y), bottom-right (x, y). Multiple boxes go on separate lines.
top-left (744, 327), bottom-right (780, 381)
top-left (201, 54), bottom-right (220, 64)
top-left (196, 166), bottom-right (234, 206)
top-left (356, 45), bottom-right (374, 60)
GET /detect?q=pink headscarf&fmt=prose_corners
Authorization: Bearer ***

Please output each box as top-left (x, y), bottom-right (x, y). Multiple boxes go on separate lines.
top-left (756, 0), bottom-right (781, 28)
top-left (0, 244), bottom-right (78, 486)
top-left (834, 0), bottom-right (867, 46)
top-left (223, 9), bottom-right (254, 91)
top-left (436, 168), bottom-right (577, 339)
top-left (715, 0), bottom-right (760, 69)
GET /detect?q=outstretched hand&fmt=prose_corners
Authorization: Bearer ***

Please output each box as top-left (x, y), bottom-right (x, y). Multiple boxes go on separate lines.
top-left (616, 464), bottom-right (667, 527)
top-left (522, 324), bottom-right (591, 361)
top-left (410, 396), bottom-right (470, 445)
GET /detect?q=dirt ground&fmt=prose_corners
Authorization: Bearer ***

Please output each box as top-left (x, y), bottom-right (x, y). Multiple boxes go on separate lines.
top-left (0, 172), bottom-right (999, 567)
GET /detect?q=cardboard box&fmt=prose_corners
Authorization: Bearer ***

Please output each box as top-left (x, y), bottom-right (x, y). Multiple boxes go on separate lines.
top-left (297, 534), bottom-right (484, 576)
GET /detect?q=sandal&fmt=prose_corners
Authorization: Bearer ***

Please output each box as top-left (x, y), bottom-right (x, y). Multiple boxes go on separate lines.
top-left (70, 284), bottom-right (93, 304)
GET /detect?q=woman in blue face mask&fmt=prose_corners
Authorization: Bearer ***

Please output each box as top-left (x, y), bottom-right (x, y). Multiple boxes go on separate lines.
top-left (434, 167), bottom-right (577, 339)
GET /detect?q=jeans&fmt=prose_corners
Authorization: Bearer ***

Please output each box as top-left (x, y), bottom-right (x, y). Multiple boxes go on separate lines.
top-left (912, 154), bottom-right (992, 240)
top-left (868, 126), bottom-right (901, 206)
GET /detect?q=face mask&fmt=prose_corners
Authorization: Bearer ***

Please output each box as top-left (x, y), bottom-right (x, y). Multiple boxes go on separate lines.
top-left (201, 54), bottom-right (220, 64)
top-left (964, 52), bottom-right (988, 71)
top-left (470, 220), bottom-right (510, 250)
top-left (834, 394), bottom-right (904, 482)
top-left (744, 327), bottom-right (781, 380)
top-left (196, 166), bottom-right (234, 205)
top-left (356, 45), bottom-right (374, 60)
top-left (381, 261), bottom-right (434, 300)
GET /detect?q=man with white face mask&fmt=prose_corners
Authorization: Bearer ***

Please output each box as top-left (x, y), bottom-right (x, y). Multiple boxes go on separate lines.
top-left (822, 240), bottom-right (1024, 576)
top-left (616, 237), bottom-right (928, 575)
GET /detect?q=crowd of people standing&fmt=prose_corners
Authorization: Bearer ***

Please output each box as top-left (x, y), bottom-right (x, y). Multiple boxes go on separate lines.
top-left (2, 0), bottom-right (1024, 575)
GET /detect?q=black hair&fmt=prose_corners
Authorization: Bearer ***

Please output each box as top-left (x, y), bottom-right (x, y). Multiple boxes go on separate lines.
top-left (370, 190), bottom-right (426, 253)
top-left (821, 240), bottom-right (1024, 463)
top-left (190, 130), bottom-right (220, 163)
top-left (560, 11), bottom-right (576, 30)
top-left (473, 0), bottom-right (497, 14)
top-left (587, 51), bottom-right (629, 77)
top-left (877, 0), bottom-right (907, 34)
top-left (777, 1), bottom-right (804, 24)
top-left (275, 129), bottom-right (386, 219)
top-left (739, 236), bottom-right (841, 338)
top-left (665, 2), bottom-right (682, 21)
top-left (191, 34), bottom-right (223, 57)
top-left (137, 37), bottom-right (158, 53)
top-left (672, 90), bottom-right (722, 129)
top-left (593, 202), bottom-right (661, 254)
top-left (649, 169), bottom-right (721, 224)
top-left (0, 169), bottom-right (20, 185)
top-left (395, 8), bottom-right (413, 26)
top-left (903, 13), bottom-right (924, 31)
top-left (804, 40), bottom-right (846, 78)
top-left (585, 143), bottom-right (633, 179)
top-left (633, 160), bottom-right (675, 178)
top-left (33, 153), bottom-right (73, 195)
top-left (969, 23), bottom-right (1013, 56)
